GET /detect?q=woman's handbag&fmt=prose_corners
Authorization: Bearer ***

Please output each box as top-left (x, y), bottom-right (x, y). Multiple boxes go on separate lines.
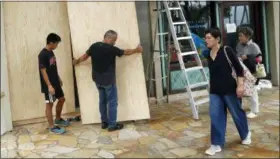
top-left (255, 63), bottom-right (267, 78)
top-left (224, 46), bottom-right (257, 97)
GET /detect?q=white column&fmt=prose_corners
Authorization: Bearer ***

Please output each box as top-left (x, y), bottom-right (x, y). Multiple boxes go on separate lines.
top-left (1, 2), bottom-right (13, 135)
top-left (267, 2), bottom-right (279, 86)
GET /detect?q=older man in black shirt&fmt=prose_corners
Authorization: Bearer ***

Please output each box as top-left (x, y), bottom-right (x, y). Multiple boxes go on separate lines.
top-left (73, 30), bottom-right (143, 131)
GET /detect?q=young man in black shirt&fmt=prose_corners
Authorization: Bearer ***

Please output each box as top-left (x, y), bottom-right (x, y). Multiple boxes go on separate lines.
top-left (73, 30), bottom-right (143, 132)
top-left (38, 33), bottom-right (70, 134)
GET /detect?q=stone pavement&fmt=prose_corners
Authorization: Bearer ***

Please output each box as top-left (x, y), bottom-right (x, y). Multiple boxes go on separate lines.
top-left (1, 88), bottom-right (279, 158)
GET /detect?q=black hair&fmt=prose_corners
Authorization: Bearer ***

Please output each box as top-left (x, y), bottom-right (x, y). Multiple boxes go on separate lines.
top-left (204, 27), bottom-right (221, 39)
top-left (237, 26), bottom-right (254, 39)
top-left (46, 33), bottom-right (61, 45)
top-left (104, 30), bottom-right (117, 39)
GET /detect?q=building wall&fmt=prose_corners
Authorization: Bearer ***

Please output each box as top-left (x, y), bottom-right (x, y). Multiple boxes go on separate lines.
top-left (3, 2), bottom-right (75, 121)
top-left (267, 2), bottom-right (279, 86)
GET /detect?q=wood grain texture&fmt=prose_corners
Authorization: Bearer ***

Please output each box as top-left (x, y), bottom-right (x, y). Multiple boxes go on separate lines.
top-left (67, 2), bottom-right (150, 124)
top-left (3, 2), bottom-right (75, 121)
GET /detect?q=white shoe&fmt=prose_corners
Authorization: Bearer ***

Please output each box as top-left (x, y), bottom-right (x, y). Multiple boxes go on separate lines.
top-left (247, 112), bottom-right (257, 118)
top-left (205, 145), bottom-right (222, 155)
top-left (242, 131), bottom-right (252, 145)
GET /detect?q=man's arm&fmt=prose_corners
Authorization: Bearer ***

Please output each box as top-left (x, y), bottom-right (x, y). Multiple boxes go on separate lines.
top-left (40, 68), bottom-right (55, 95)
top-left (73, 53), bottom-right (90, 65)
top-left (41, 68), bottom-right (52, 87)
top-left (123, 45), bottom-right (143, 56)
top-left (58, 75), bottom-right (63, 86)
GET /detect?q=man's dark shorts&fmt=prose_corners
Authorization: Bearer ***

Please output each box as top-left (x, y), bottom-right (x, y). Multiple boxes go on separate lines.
top-left (43, 86), bottom-right (64, 103)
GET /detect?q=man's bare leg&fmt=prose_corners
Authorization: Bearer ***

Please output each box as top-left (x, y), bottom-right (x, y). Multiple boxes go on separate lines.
top-left (46, 103), bottom-right (54, 128)
top-left (55, 97), bottom-right (65, 120)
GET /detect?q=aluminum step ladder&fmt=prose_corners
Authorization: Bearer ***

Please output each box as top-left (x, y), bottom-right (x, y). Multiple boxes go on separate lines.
top-left (148, 1), bottom-right (172, 104)
top-left (162, 1), bottom-right (209, 119)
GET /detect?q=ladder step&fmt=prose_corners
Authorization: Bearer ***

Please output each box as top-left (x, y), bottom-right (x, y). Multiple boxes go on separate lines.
top-left (177, 36), bottom-right (192, 41)
top-left (168, 7), bottom-right (181, 10)
top-left (189, 82), bottom-right (208, 89)
top-left (180, 51), bottom-right (197, 56)
top-left (185, 66), bottom-right (203, 72)
top-left (195, 97), bottom-right (209, 106)
top-left (173, 22), bottom-right (186, 25)
top-left (157, 32), bottom-right (169, 36)
top-left (151, 76), bottom-right (168, 81)
top-left (154, 54), bottom-right (168, 59)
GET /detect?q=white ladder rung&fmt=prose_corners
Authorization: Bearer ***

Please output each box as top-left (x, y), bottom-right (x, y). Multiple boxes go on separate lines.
top-left (180, 51), bottom-right (197, 56)
top-left (169, 7), bottom-right (181, 10)
top-left (189, 82), bottom-right (208, 89)
top-left (195, 97), bottom-right (209, 106)
top-left (185, 66), bottom-right (203, 72)
top-left (154, 54), bottom-right (168, 59)
top-left (173, 22), bottom-right (186, 25)
top-left (177, 36), bottom-right (192, 41)
top-left (157, 32), bottom-right (169, 36)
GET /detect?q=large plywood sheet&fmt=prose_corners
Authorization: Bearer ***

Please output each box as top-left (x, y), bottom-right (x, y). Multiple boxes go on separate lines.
top-left (67, 2), bottom-right (150, 124)
top-left (1, 2), bottom-right (13, 134)
top-left (3, 2), bottom-right (75, 121)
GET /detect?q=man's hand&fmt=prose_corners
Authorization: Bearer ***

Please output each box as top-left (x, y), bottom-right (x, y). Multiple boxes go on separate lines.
top-left (73, 58), bottom-right (79, 65)
top-left (48, 85), bottom-right (55, 95)
top-left (136, 45), bottom-right (143, 53)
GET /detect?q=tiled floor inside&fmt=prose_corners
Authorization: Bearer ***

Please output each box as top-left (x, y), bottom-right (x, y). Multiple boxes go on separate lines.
top-left (1, 88), bottom-right (279, 158)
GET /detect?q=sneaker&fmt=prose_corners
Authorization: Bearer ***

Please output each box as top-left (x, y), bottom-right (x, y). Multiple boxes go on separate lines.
top-left (55, 118), bottom-right (70, 127)
top-left (205, 145), bottom-right (222, 155)
top-left (49, 126), bottom-right (66, 134)
top-left (247, 112), bottom-right (257, 118)
top-left (242, 131), bottom-right (252, 145)
top-left (101, 122), bottom-right (108, 129)
top-left (108, 123), bottom-right (124, 132)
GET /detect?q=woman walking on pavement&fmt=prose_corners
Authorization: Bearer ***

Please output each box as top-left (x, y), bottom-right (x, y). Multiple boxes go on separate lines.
top-left (236, 26), bottom-right (262, 118)
top-left (203, 28), bottom-right (251, 156)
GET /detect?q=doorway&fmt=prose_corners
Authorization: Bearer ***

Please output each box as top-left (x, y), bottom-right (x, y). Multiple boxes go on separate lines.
top-left (219, 2), bottom-right (262, 49)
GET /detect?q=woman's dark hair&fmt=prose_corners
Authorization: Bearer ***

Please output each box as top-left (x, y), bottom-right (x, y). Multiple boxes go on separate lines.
top-left (46, 33), bottom-right (61, 44)
top-left (204, 27), bottom-right (221, 39)
top-left (237, 26), bottom-right (254, 39)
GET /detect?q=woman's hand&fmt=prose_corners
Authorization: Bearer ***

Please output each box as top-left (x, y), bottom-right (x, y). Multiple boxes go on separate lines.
top-left (236, 84), bottom-right (244, 98)
top-left (241, 55), bottom-right (247, 60)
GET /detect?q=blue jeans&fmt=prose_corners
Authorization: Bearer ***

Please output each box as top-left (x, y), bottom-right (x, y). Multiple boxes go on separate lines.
top-left (209, 94), bottom-right (249, 147)
top-left (96, 84), bottom-right (118, 128)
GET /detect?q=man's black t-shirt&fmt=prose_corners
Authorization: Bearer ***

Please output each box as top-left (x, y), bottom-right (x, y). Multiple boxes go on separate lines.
top-left (86, 42), bottom-right (124, 85)
top-left (38, 48), bottom-right (60, 93)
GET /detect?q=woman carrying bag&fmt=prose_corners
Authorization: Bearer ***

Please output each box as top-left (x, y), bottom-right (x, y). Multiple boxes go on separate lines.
top-left (236, 26), bottom-right (266, 118)
top-left (203, 28), bottom-right (251, 156)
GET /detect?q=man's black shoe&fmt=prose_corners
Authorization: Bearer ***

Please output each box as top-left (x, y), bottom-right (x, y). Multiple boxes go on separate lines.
top-left (101, 122), bottom-right (108, 129)
top-left (108, 123), bottom-right (124, 132)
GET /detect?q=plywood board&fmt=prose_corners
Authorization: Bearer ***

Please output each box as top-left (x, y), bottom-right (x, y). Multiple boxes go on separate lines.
top-left (67, 2), bottom-right (150, 124)
top-left (3, 2), bottom-right (75, 121)
top-left (1, 2), bottom-right (13, 134)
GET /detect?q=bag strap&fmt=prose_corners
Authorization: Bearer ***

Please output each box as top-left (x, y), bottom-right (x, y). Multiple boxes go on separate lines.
top-left (223, 46), bottom-right (236, 73)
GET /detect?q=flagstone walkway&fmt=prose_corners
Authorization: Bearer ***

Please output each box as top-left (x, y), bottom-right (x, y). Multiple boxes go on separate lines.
top-left (1, 88), bottom-right (279, 158)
